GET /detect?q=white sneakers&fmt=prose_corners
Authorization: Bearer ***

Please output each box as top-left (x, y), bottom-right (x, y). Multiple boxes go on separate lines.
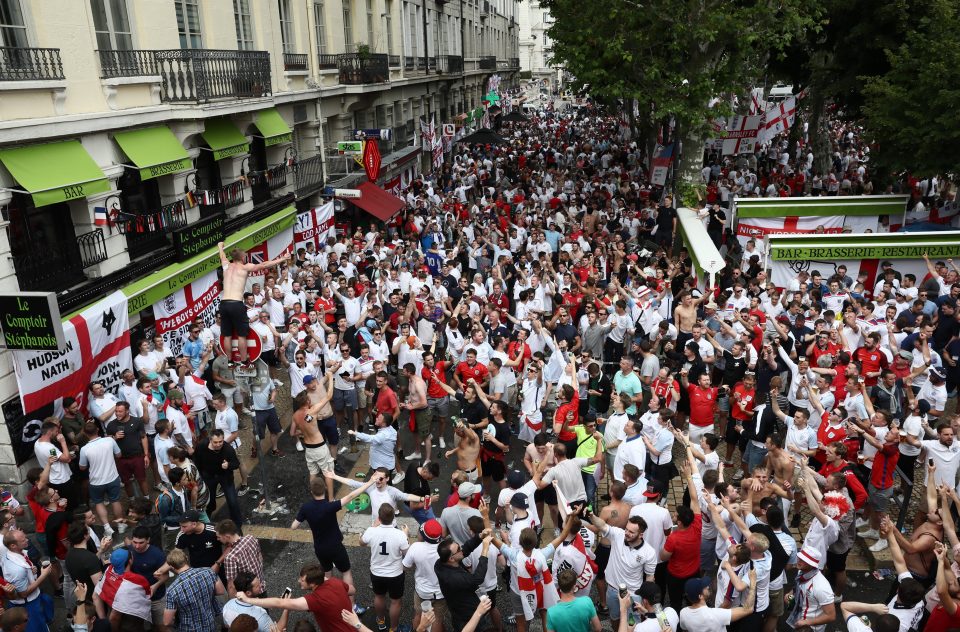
top-left (405, 452), bottom-right (423, 461)
top-left (857, 529), bottom-right (879, 540)
top-left (869, 539), bottom-right (890, 552)
top-left (439, 438), bottom-right (446, 449)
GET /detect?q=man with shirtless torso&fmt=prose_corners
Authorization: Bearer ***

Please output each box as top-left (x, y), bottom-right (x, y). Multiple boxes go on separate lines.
top-left (292, 390), bottom-right (335, 498)
top-left (762, 433), bottom-right (798, 516)
top-left (592, 480), bottom-right (631, 613)
top-left (217, 242), bottom-right (288, 367)
top-left (445, 422), bottom-right (481, 482)
top-left (673, 292), bottom-right (702, 350)
top-left (401, 364), bottom-right (431, 462)
top-left (741, 464), bottom-right (791, 516)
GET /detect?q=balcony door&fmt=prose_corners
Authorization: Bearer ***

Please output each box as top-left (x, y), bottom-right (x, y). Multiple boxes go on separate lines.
top-left (0, 0), bottom-right (28, 48)
top-left (249, 136), bottom-right (271, 206)
top-left (195, 150), bottom-right (224, 218)
top-left (90, 0), bottom-right (132, 50)
top-left (6, 195), bottom-right (85, 292)
top-left (119, 168), bottom-right (167, 260)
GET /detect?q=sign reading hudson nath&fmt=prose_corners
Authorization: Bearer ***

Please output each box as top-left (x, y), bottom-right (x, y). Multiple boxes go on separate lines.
top-left (172, 214), bottom-right (226, 262)
top-left (0, 292), bottom-right (66, 351)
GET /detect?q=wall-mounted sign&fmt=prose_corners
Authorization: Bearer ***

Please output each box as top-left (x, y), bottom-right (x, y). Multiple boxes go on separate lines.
top-left (172, 213), bottom-right (225, 262)
top-left (337, 141), bottom-right (364, 155)
top-left (0, 292), bottom-right (65, 351)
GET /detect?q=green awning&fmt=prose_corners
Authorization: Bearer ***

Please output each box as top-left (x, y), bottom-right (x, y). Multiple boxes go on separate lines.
top-left (113, 126), bottom-right (191, 180)
top-left (0, 140), bottom-right (110, 207)
top-left (121, 205), bottom-right (296, 316)
top-left (201, 118), bottom-right (249, 161)
top-left (253, 108), bottom-right (293, 147)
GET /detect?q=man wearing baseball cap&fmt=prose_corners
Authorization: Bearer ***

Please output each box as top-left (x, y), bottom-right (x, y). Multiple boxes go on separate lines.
top-left (439, 482), bottom-right (483, 545)
top-left (402, 519), bottom-right (447, 632)
top-left (678, 570), bottom-right (757, 632)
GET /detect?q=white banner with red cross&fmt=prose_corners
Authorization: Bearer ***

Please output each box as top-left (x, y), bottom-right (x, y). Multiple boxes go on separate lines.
top-left (720, 115), bottom-right (762, 155)
top-left (152, 271), bottom-right (220, 357)
top-left (294, 202), bottom-right (335, 253)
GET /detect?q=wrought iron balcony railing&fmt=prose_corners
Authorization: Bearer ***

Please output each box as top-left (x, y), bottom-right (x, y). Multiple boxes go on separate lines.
top-left (478, 56), bottom-right (496, 70)
top-left (97, 49), bottom-right (271, 102)
top-left (283, 53), bottom-right (308, 71)
top-left (294, 154), bottom-right (324, 197)
top-left (403, 56), bottom-right (436, 73)
top-left (436, 55), bottom-right (463, 74)
top-left (317, 54), bottom-right (339, 69)
top-left (0, 46), bottom-right (64, 81)
top-left (389, 55), bottom-right (401, 68)
top-left (337, 53), bottom-right (388, 84)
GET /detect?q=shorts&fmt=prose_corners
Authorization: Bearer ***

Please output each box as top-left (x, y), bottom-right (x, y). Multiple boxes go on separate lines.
top-left (726, 418), bottom-right (745, 444)
top-left (371, 573), bottom-right (405, 599)
top-left (319, 415), bottom-right (339, 446)
top-left (305, 444), bottom-right (334, 476)
top-left (315, 543), bottom-right (351, 572)
top-left (333, 388), bottom-right (358, 411)
top-left (220, 299), bottom-right (250, 337)
top-left (868, 483), bottom-right (895, 513)
top-left (509, 590), bottom-right (534, 620)
top-left (357, 385), bottom-right (370, 408)
top-left (534, 483), bottom-right (558, 506)
top-left (146, 434), bottom-right (156, 463)
top-left (826, 549), bottom-right (849, 573)
top-left (415, 410), bottom-right (433, 439)
top-left (463, 466), bottom-right (479, 482)
top-left (89, 477), bottom-right (122, 504)
top-left (254, 408), bottom-right (282, 436)
top-left (193, 409), bottom-right (211, 433)
top-left (688, 423), bottom-right (714, 443)
top-left (896, 452), bottom-right (918, 485)
top-left (768, 587), bottom-right (784, 617)
top-left (427, 396), bottom-right (451, 419)
top-left (481, 456), bottom-right (506, 482)
top-left (595, 542), bottom-right (611, 574)
top-left (117, 455), bottom-right (147, 482)
top-left (221, 387), bottom-right (244, 404)
top-left (717, 393), bottom-right (730, 413)
top-left (414, 593), bottom-right (449, 621)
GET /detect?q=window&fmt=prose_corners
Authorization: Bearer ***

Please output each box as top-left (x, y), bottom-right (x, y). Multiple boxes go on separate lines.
top-left (313, 1), bottom-right (326, 55)
top-left (343, 1), bottom-right (353, 50)
top-left (175, 0), bottom-right (202, 49)
top-left (278, 0), bottom-right (294, 54)
top-left (365, 0), bottom-right (373, 48)
top-left (233, 0), bottom-right (254, 50)
top-left (90, 0), bottom-right (132, 50)
top-left (384, 0), bottom-right (393, 54)
top-left (0, 0), bottom-right (28, 48)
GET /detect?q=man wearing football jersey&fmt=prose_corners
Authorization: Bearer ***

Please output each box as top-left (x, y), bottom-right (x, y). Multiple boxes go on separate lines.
top-left (360, 504), bottom-right (410, 632)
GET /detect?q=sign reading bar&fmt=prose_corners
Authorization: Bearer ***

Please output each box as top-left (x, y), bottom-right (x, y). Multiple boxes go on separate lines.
top-left (172, 213), bottom-right (226, 262)
top-left (0, 292), bottom-right (66, 351)
top-left (771, 244), bottom-right (960, 261)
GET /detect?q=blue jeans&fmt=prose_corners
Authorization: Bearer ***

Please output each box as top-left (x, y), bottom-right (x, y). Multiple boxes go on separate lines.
top-left (409, 507), bottom-right (436, 524)
top-left (744, 441), bottom-right (768, 475)
top-left (701, 536), bottom-right (717, 580)
top-left (582, 471), bottom-right (597, 509)
top-left (204, 476), bottom-right (243, 527)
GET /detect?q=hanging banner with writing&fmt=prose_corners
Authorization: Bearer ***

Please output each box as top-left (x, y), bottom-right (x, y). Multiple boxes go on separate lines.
top-left (152, 271), bottom-right (220, 357)
top-left (10, 291), bottom-right (131, 417)
top-left (294, 202), bottom-right (336, 252)
top-left (736, 215), bottom-right (845, 248)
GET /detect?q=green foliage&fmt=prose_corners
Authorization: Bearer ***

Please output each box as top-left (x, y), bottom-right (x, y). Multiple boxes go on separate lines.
top-left (861, 0), bottom-right (960, 176)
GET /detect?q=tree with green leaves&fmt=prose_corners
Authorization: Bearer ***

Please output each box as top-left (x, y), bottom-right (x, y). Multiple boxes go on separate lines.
top-left (861, 0), bottom-right (960, 177)
top-left (540, 0), bottom-right (822, 190)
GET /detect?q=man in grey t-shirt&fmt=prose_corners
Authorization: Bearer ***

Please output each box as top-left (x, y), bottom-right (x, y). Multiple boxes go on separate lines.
top-left (439, 482), bottom-right (482, 544)
top-left (639, 340), bottom-right (660, 385)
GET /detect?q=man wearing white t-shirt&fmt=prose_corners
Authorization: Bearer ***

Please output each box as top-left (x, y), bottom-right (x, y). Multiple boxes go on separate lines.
top-left (78, 422), bottom-right (123, 535)
top-left (360, 504), bottom-right (410, 632)
top-left (34, 420), bottom-right (77, 509)
top-left (401, 519), bottom-right (448, 632)
top-left (678, 571), bottom-right (757, 632)
top-left (787, 546), bottom-right (836, 631)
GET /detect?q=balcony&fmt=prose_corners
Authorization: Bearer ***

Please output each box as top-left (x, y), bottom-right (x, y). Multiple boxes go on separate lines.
top-left (97, 49), bottom-right (271, 102)
top-left (13, 228), bottom-right (105, 293)
top-left (498, 58), bottom-right (521, 72)
top-left (436, 55), bottom-right (463, 75)
top-left (389, 55), bottom-right (401, 68)
top-left (0, 46), bottom-right (64, 81)
top-left (294, 154), bottom-right (324, 197)
top-left (317, 54), bottom-right (339, 70)
top-left (404, 56), bottom-right (436, 74)
top-left (338, 53), bottom-right (388, 84)
top-left (479, 56), bottom-right (496, 70)
top-left (283, 53), bottom-right (308, 71)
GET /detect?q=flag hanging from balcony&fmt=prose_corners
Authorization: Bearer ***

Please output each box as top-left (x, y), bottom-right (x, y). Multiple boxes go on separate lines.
top-left (94, 207), bottom-right (109, 226)
top-left (363, 139), bottom-right (382, 182)
top-left (184, 191), bottom-right (198, 208)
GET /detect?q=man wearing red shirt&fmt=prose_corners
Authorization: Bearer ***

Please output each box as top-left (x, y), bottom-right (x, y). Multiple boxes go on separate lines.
top-left (662, 451), bottom-right (703, 611)
top-left (681, 371), bottom-right (718, 442)
top-left (507, 332), bottom-right (532, 372)
top-left (815, 441), bottom-right (868, 510)
top-left (374, 373), bottom-right (400, 420)
top-left (421, 351), bottom-right (453, 449)
top-left (807, 332), bottom-right (840, 366)
top-left (853, 333), bottom-right (888, 387)
top-left (313, 288), bottom-right (336, 325)
top-left (454, 349), bottom-right (489, 390)
top-left (814, 407), bottom-right (847, 466)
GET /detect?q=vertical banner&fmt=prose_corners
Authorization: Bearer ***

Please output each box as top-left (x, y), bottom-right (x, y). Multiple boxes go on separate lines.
top-left (294, 202), bottom-right (336, 252)
top-left (245, 226), bottom-right (295, 288)
top-left (650, 144), bottom-right (674, 186)
top-left (152, 272), bottom-right (221, 357)
top-left (9, 291), bottom-right (132, 462)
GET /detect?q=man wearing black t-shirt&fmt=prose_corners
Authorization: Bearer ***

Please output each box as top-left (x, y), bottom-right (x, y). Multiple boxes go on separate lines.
top-left (174, 510), bottom-right (222, 570)
top-left (654, 195), bottom-right (677, 251)
top-left (404, 461), bottom-right (440, 523)
top-left (65, 522), bottom-right (103, 599)
top-left (291, 473), bottom-right (379, 592)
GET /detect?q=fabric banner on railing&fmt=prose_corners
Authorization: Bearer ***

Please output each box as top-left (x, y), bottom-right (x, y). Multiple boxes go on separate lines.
top-left (294, 202), bottom-right (335, 252)
top-left (245, 225), bottom-right (295, 289)
top-left (152, 271), bottom-right (220, 357)
top-left (9, 291), bottom-right (131, 463)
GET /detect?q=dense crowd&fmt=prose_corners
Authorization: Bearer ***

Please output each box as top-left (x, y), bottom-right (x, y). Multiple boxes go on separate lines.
top-left (1, 93), bottom-right (958, 632)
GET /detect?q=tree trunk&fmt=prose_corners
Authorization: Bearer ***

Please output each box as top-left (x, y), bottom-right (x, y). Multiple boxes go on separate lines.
top-left (806, 83), bottom-right (832, 176)
top-left (675, 127), bottom-right (708, 189)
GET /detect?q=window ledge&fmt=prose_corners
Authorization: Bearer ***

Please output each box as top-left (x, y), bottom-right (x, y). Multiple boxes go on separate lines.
top-left (283, 70), bottom-right (309, 77)
top-left (102, 75), bottom-right (162, 87)
top-left (0, 79), bottom-right (67, 91)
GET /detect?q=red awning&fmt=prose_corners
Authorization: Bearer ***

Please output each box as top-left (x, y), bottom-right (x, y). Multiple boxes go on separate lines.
top-left (351, 181), bottom-right (406, 221)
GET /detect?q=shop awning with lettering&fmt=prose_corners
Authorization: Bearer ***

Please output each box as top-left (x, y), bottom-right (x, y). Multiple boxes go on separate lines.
top-left (201, 118), bottom-right (250, 161)
top-left (113, 126), bottom-right (192, 180)
top-left (352, 181), bottom-right (406, 221)
top-left (253, 108), bottom-right (293, 147)
top-left (0, 141), bottom-right (110, 207)
top-left (121, 205), bottom-right (296, 316)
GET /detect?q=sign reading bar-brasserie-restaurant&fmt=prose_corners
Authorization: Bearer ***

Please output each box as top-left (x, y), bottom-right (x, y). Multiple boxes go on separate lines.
top-left (0, 292), bottom-right (66, 351)
top-left (172, 213), bottom-right (226, 262)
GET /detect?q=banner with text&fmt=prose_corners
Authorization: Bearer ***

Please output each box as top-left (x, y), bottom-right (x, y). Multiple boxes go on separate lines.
top-left (9, 291), bottom-right (132, 463)
top-left (736, 215), bottom-right (845, 247)
top-left (294, 202), bottom-right (336, 253)
top-left (152, 271), bottom-right (220, 357)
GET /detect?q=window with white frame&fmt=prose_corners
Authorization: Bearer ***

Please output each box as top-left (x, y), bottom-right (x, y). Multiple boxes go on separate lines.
top-left (384, 0), bottom-right (393, 54)
top-left (90, 0), bottom-right (132, 50)
top-left (175, 0), bottom-right (202, 49)
top-left (343, 0), bottom-right (353, 50)
top-left (365, 0), bottom-right (374, 48)
top-left (279, 0), bottom-right (294, 54)
top-left (0, 0), bottom-right (28, 48)
top-left (313, 1), bottom-right (326, 55)
top-left (233, 0), bottom-right (254, 50)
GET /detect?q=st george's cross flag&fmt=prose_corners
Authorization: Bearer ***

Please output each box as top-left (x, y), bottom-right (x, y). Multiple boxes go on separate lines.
top-left (759, 97), bottom-right (797, 144)
top-left (720, 115), bottom-right (762, 155)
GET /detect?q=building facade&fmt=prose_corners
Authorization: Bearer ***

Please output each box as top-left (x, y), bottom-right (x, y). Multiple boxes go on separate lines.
top-left (517, 0), bottom-right (559, 90)
top-left (0, 0), bottom-right (519, 481)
